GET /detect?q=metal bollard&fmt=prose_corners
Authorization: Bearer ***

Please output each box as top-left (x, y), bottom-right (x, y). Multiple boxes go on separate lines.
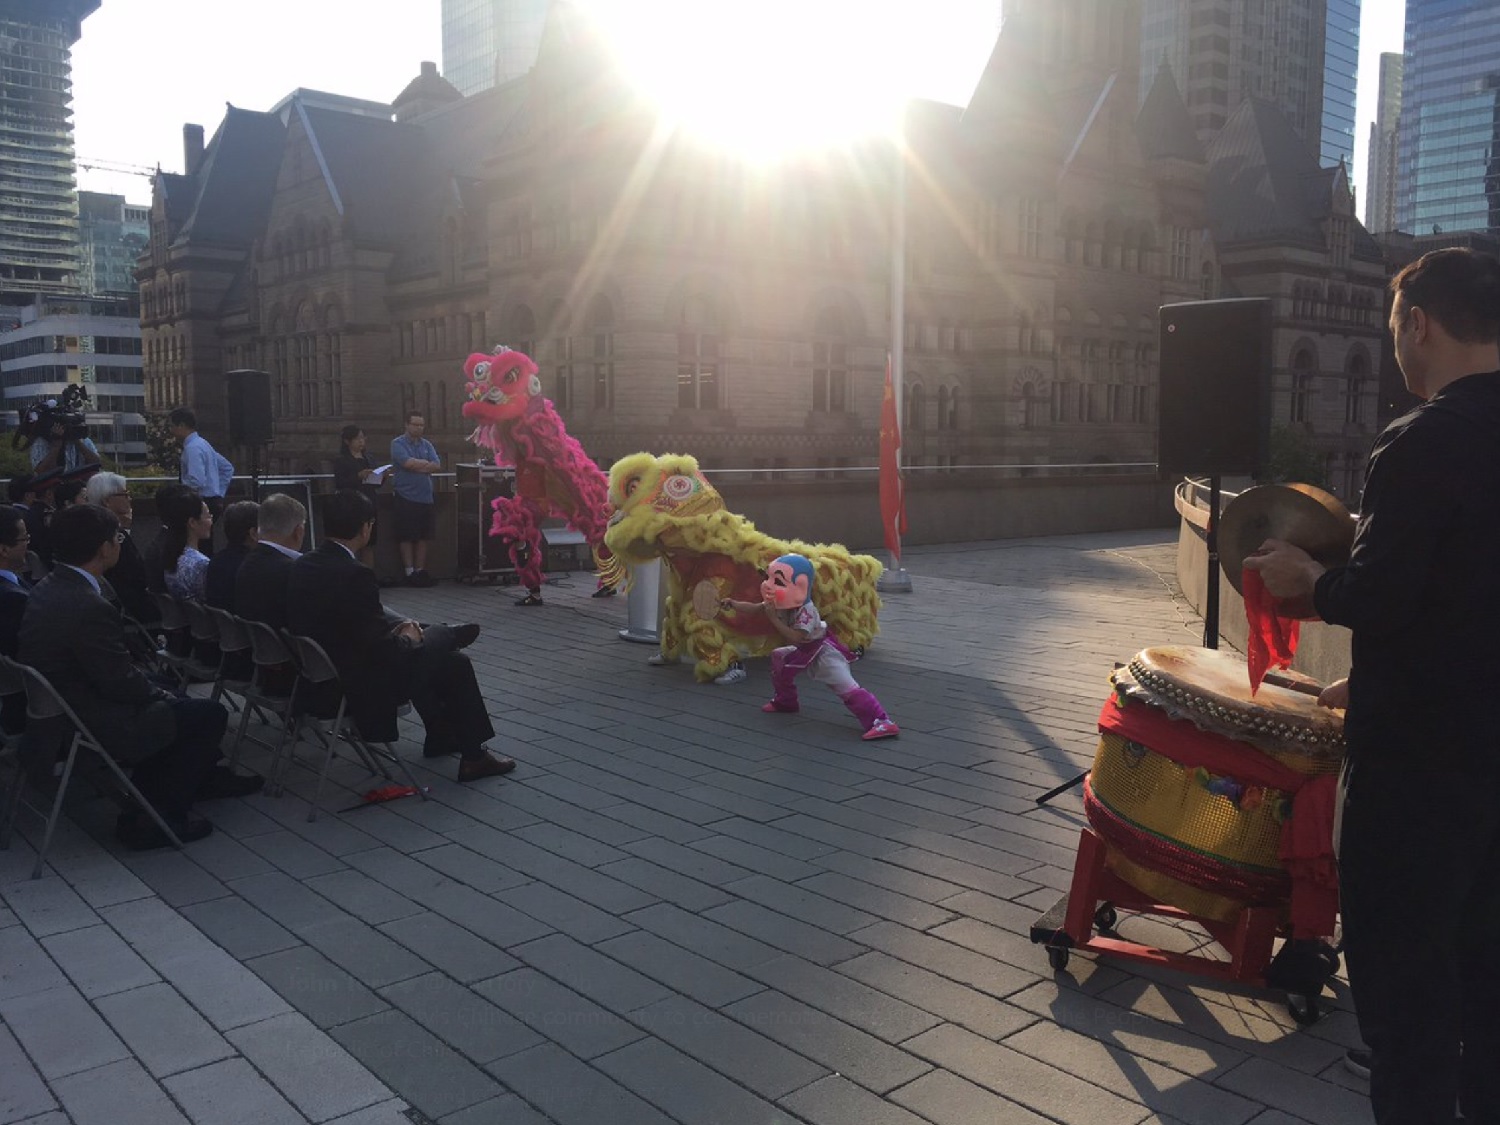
top-left (618, 559), bottom-right (664, 643)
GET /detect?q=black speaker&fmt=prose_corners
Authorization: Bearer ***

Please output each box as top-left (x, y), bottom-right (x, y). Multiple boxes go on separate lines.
top-left (1157, 299), bottom-right (1272, 476)
top-left (225, 368), bottom-right (274, 446)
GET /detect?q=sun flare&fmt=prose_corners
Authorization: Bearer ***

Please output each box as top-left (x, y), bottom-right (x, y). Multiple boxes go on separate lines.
top-left (587, 1), bottom-right (910, 160)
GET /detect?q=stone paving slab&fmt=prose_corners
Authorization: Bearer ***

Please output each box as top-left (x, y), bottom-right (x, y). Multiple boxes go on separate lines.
top-left (0, 531), bottom-right (1374, 1124)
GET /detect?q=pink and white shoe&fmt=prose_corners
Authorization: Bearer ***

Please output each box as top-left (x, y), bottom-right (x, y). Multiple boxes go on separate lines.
top-left (762, 700), bottom-right (799, 713)
top-left (862, 718), bottom-right (900, 740)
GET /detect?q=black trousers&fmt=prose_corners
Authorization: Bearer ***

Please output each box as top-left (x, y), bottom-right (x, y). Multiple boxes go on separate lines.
top-left (401, 626), bottom-right (494, 760)
top-left (127, 698), bottom-right (227, 821)
top-left (1339, 758), bottom-right (1500, 1125)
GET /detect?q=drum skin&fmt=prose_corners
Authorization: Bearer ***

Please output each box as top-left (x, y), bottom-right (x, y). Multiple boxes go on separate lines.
top-left (1086, 646), bottom-right (1346, 922)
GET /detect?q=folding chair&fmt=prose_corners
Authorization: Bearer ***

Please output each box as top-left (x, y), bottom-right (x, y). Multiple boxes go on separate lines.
top-left (229, 618), bottom-right (302, 778)
top-left (151, 593), bottom-right (216, 689)
top-left (280, 633), bottom-right (429, 821)
top-left (0, 653), bottom-right (183, 879)
top-left (0, 657), bottom-right (27, 851)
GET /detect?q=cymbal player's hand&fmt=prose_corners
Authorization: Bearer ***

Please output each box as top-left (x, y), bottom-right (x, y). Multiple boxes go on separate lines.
top-left (1318, 677), bottom-right (1350, 711)
top-left (1242, 538), bottom-right (1326, 599)
top-left (395, 620), bottom-right (423, 645)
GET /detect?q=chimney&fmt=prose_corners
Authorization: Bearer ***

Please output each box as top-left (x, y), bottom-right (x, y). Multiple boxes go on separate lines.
top-left (421, 60), bottom-right (437, 78)
top-left (183, 124), bottom-right (205, 175)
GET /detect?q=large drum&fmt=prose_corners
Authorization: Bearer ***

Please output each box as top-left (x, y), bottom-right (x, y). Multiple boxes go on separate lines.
top-left (1084, 646), bottom-right (1345, 923)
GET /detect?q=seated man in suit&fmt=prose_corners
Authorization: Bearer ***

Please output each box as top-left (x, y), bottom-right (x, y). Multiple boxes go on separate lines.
top-left (206, 500), bottom-right (259, 610)
top-left (17, 505), bottom-right (256, 850)
top-left (233, 493), bottom-right (304, 631)
top-left (85, 473), bottom-right (158, 626)
top-left (286, 489), bottom-right (514, 782)
top-left (0, 505), bottom-right (33, 734)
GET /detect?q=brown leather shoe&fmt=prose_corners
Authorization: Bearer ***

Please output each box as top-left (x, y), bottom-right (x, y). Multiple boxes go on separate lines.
top-left (457, 751), bottom-right (517, 782)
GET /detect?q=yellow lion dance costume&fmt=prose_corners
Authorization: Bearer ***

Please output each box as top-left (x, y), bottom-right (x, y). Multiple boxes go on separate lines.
top-left (603, 452), bottom-right (883, 682)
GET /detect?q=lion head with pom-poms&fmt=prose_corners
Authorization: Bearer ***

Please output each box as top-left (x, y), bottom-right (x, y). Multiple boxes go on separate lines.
top-left (603, 451), bottom-right (884, 682)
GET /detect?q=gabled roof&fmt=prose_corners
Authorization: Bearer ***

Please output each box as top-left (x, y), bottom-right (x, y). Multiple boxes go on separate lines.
top-left (175, 107), bottom-right (286, 246)
top-left (1206, 99), bottom-right (1383, 259)
top-left (1136, 64), bottom-right (1204, 163)
top-left (960, 11), bottom-right (1056, 139)
top-left (297, 104), bottom-right (428, 240)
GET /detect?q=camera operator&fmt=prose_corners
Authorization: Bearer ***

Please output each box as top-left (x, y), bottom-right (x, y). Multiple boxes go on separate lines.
top-left (17, 386), bottom-right (101, 476)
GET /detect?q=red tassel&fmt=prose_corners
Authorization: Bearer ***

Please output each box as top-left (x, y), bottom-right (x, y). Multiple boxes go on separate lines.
top-left (1243, 568), bottom-right (1300, 694)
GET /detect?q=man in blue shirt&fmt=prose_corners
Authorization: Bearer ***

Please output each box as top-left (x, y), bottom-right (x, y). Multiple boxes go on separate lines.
top-left (170, 408), bottom-right (235, 555)
top-left (390, 412), bottom-right (440, 587)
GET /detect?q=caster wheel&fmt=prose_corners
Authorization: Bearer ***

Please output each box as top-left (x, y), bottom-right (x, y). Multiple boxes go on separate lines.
top-left (1287, 992), bottom-right (1321, 1026)
top-left (1047, 945), bottom-right (1070, 971)
top-left (1094, 903), bottom-right (1118, 932)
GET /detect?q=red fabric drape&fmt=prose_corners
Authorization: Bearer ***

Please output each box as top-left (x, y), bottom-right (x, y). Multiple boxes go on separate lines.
top-left (1243, 568), bottom-right (1300, 693)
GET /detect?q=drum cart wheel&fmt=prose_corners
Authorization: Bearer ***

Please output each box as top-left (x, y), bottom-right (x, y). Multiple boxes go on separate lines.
top-left (1094, 903), bottom-right (1118, 932)
top-left (1047, 945), bottom-right (1070, 971)
top-left (1286, 992), bottom-right (1321, 1026)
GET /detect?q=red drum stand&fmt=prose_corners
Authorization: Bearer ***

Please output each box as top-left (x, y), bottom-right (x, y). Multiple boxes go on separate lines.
top-left (1029, 827), bottom-right (1336, 1025)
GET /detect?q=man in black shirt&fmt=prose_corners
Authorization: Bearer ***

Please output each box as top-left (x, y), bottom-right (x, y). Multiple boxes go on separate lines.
top-left (1248, 248), bottom-right (1500, 1125)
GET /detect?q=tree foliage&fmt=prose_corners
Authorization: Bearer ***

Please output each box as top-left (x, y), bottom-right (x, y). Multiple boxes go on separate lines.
top-left (1263, 424), bottom-right (1326, 487)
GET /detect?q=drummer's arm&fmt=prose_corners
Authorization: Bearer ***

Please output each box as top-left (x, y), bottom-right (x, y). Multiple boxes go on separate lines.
top-left (1313, 424), bottom-right (1456, 636)
top-left (1317, 677), bottom-right (1350, 710)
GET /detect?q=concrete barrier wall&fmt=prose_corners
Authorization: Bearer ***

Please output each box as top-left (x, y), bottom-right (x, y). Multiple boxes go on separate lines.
top-left (1174, 484), bottom-right (1352, 685)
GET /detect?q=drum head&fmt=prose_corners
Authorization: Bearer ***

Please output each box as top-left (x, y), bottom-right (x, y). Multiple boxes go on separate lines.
top-left (691, 580), bottom-right (721, 619)
top-left (1120, 645), bottom-right (1344, 760)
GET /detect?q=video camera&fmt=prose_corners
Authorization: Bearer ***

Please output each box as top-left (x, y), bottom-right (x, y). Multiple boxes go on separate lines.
top-left (13, 384), bottom-right (91, 448)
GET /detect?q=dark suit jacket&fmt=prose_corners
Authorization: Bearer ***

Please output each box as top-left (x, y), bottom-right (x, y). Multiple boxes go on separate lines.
top-left (205, 543), bottom-right (249, 610)
top-left (104, 531), bottom-right (158, 626)
top-left (285, 541), bottom-right (406, 740)
top-left (17, 566), bottom-right (175, 761)
top-left (0, 575), bottom-right (30, 733)
top-left (234, 543), bottom-right (297, 630)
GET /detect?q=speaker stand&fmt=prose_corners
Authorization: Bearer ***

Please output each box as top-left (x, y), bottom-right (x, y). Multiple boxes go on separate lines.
top-left (248, 444), bottom-right (263, 502)
top-left (1035, 478), bottom-right (1224, 810)
top-left (1203, 475), bottom-right (1221, 651)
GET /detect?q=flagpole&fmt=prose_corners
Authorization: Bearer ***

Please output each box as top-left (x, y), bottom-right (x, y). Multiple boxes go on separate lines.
top-left (878, 110), bottom-right (913, 595)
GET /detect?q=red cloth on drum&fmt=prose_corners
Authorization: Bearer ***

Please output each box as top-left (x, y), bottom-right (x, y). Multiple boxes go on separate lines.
top-left (1098, 695), bottom-right (1339, 938)
top-left (1243, 568), bottom-right (1300, 694)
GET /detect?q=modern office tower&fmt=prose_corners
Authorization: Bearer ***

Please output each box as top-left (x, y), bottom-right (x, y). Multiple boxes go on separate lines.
top-left (1397, 0), bottom-right (1500, 235)
top-left (441, 0), bottom-right (550, 95)
top-left (1365, 52), bottom-right (1403, 233)
top-left (1321, 0), bottom-right (1361, 170)
top-left (77, 190), bottom-right (147, 296)
top-left (0, 293), bottom-right (146, 463)
top-left (1138, 0), bottom-right (1332, 164)
top-left (0, 0), bottom-right (100, 309)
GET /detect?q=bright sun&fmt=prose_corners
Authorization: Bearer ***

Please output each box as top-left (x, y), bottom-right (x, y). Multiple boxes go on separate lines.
top-left (586, 1), bottom-right (910, 160)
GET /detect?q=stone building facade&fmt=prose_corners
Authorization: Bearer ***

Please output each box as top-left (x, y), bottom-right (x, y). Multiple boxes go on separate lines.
top-left (136, 1), bottom-right (1371, 492)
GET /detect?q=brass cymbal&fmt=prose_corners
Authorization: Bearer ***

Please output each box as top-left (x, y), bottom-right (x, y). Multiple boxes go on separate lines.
top-left (1218, 483), bottom-right (1355, 603)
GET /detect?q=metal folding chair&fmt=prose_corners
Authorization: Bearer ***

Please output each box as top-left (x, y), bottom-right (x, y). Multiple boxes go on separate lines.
top-left (229, 618), bottom-right (302, 778)
top-left (151, 593), bottom-right (216, 689)
top-left (279, 633), bottom-right (428, 821)
top-left (0, 653), bottom-right (183, 879)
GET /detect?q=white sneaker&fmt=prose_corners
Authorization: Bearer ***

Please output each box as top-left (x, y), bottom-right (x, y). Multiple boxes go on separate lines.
top-left (647, 652), bottom-right (680, 666)
top-left (714, 663), bottom-right (747, 685)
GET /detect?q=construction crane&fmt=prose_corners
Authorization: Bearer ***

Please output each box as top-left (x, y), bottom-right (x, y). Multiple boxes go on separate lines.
top-left (76, 157), bottom-right (160, 178)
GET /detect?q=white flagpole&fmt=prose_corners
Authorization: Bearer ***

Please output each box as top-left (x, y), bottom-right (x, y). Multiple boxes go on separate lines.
top-left (879, 113), bottom-right (913, 594)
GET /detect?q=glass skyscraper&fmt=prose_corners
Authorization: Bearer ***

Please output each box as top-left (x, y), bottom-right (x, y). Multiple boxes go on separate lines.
top-left (1398, 0), bottom-right (1500, 234)
top-left (0, 0), bottom-right (100, 308)
top-left (441, 0), bottom-right (550, 96)
top-left (1138, 1), bottom-right (1333, 164)
top-left (1321, 0), bottom-right (1361, 170)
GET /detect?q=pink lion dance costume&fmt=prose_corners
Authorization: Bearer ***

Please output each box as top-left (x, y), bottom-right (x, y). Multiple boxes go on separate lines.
top-left (461, 347), bottom-right (614, 605)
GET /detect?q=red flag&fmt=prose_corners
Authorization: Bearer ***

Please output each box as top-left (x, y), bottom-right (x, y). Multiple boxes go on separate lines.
top-left (879, 355), bottom-right (907, 560)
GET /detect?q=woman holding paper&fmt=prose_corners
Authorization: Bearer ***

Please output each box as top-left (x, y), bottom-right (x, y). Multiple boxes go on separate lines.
top-left (334, 425), bottom-right (388, 567)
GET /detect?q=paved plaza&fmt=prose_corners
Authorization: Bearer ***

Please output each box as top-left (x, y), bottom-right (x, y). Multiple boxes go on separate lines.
top-left (0, 530), bottom-right (1371, 1125)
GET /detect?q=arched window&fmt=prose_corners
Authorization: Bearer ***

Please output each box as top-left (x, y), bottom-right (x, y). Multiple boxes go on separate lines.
top-left (1085, 222), bottom-right (1102, 267)
top-left (942, 386), bottom-right (959, 431)
top-left (936, 386), bottom-right (950, 430)
top-left (811, 307), bottom-right (848, 413)
top-left (507, 305), bottom-right (536, 360)
top-left (1022, 380), bottom-right (1043, 429)
top-left (1135, 225), bottom-right (1154, 274)
top-left (678, 294), bottom-right (722, 410)
top-left (1345, 349), bottom-right (1369, 425)
top-left (1291, 346), bottom-right (1317, 423)
top-left (589, 295), bottom-right (615, 409)
top-left (905, 380), bottom-right (925, 433)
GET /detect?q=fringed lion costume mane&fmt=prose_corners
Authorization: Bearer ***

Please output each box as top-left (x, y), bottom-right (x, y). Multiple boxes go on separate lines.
top-left (602, 452), bottom-right (883, 681)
